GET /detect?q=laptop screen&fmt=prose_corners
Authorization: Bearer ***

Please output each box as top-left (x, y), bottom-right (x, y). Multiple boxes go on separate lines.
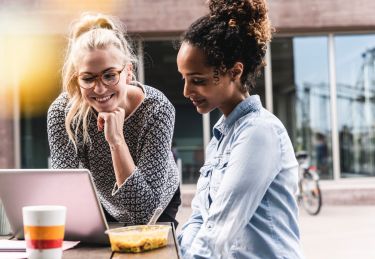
top-left (0, 169), bottom-right (109, 244)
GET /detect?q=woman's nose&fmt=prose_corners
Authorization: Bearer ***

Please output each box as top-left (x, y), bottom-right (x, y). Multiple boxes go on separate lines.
top-left (183, 82), bottom-right (192, 98)
top-left (93, 80), bottom-right (107, 94)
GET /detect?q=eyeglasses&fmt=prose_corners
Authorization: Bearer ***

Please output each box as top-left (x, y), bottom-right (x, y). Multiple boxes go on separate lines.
top-left (77, 66), bottom-right (126, 89)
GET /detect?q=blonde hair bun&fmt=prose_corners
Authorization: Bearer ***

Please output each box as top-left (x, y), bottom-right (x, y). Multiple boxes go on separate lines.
top-left (72, 13), bottom-right (116, 40)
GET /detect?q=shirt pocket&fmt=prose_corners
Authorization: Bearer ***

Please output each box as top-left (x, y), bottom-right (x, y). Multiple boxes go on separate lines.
top-left (196, 164), bottom-right (212, 193)
top-left (210, 155), bottom-right (230, 197)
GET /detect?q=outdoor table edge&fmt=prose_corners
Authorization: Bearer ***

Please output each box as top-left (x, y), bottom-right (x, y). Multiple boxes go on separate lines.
top-left (171, 222), bottom-right (182, 259)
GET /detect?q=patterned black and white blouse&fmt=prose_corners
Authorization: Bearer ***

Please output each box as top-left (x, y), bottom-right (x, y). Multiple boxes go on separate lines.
top-left (47, 83), bottom-right (179, 224)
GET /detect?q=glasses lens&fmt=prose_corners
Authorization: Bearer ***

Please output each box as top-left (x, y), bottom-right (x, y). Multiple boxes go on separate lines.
top-left (78, 76), bottom-right (96, 89)
top-left (102, 71), bottom-right (120, 87)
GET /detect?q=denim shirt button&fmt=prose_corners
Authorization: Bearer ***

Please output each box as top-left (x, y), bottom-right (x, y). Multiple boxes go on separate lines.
top-left (206, 221), bottom-right (213, 230)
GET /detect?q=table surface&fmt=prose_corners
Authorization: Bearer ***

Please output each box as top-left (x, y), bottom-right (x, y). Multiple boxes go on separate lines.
top-left (1, 223), bottom-right (181, 259)
top-left (63, 224), bottom-right (181, 259)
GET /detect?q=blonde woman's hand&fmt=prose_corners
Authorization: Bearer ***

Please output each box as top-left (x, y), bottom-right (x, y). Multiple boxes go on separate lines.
top-left (97, 107), bottom-right (126, 146)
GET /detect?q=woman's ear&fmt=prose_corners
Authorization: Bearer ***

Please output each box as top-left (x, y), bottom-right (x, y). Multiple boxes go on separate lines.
top-left (126, 63), bottom-right (133, 84)
top-left (230, 62), bottom-right (244, 81)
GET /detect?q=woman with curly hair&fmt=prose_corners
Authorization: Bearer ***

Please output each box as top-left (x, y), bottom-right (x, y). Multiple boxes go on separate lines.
top-left (47, 13), bottom-right (180, 227)
top-left (177, 0), bottom-right (304, 258)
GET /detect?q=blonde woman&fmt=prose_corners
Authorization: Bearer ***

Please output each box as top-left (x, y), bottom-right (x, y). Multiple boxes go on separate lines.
top-left (47, 13), bottom-right (180, 226)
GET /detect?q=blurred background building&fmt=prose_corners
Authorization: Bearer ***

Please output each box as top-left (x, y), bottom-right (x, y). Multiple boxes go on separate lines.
top-left (1, 0), bottom-right (375, 185)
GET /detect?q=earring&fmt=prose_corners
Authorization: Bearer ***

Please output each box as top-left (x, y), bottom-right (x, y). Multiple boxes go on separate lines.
top-left (213, 69), bottom-right (220, 85)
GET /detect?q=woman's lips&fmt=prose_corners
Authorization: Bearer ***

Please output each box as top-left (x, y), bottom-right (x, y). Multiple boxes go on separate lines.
top-left (191, 98), bottom-right (205, 107)
top-left (92, 94), bottom-right (114, 103)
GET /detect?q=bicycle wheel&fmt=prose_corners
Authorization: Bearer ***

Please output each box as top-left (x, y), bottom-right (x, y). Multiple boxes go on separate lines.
top-left (300, 177), bottom-right (322, 215)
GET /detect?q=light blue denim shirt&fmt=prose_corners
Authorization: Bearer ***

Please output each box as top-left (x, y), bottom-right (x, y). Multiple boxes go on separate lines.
top-left (178, 95), bottom-right (304, 259)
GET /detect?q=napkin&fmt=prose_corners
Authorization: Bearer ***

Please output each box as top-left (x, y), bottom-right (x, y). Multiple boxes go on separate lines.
top-left (0, 240), bottom-right (80, 259)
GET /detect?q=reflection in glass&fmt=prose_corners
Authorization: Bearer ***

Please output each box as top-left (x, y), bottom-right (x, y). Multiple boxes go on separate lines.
top-left (272, 37), bottom-right (333, 179)
top-left (335, 34), bottom-right (375, 177)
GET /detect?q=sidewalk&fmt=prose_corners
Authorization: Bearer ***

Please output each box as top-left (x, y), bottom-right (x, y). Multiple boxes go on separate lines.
top-left (299, 205), bottom-right (375, 259)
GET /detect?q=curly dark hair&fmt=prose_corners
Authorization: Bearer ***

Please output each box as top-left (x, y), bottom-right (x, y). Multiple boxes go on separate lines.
top-left (181, 0), bottom-right (272, 92)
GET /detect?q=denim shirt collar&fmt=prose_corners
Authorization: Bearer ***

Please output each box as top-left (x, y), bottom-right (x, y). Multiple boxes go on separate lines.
top-left (213, 95), bottom-right (262, 140)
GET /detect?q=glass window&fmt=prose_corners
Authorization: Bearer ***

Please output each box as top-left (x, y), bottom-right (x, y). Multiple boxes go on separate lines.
top-left (272, 37), bottom-right (333, 179)
top-left (335, 34), bottom-right (375, 178)
top-left (143, 40), bottom-right (203, 184)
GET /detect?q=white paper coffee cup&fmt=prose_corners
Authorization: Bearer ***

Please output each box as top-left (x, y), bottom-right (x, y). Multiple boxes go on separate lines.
top-left (23, 205), bottom-right (66, 259)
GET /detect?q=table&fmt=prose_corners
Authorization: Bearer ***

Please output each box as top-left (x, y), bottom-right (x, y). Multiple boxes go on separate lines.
top-left (1, 223), bottom-right (181, 259)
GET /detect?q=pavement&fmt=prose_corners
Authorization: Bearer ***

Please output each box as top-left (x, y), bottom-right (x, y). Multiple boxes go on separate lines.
top-left (176, 202), bottom-right (375, 259)
top-left (298, 205), bottom-right (375, 259)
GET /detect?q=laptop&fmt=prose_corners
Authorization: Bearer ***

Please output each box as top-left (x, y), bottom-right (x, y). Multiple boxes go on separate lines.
top-left (0, 169), bottom-right (112, 245)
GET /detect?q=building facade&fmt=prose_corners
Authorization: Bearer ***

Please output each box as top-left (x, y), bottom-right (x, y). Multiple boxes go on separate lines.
top-left (1, 0), bottom-right (375, 184)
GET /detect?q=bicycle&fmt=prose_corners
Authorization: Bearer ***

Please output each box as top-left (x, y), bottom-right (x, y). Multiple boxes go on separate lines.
top-left (295, 151), bottom-right (322, 215)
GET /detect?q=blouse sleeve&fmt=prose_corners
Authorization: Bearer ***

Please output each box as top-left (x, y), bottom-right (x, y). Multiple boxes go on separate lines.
top-left (111, 101), bottom-right (177, 224)
top-left (47, 95), bottom-right (79, 169)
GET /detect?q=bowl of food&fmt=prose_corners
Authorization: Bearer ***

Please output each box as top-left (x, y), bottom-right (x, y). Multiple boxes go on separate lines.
top-left (105, 225), bottom-right (171, 253)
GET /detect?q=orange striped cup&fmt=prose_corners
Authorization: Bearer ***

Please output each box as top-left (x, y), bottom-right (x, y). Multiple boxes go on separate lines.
top-left (23, 206), bottom-right (66, 259)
